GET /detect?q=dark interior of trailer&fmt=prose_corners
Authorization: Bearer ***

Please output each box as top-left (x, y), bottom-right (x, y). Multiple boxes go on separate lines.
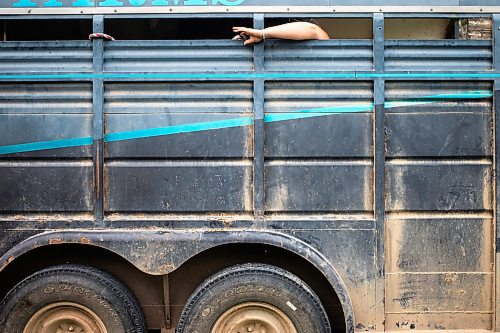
top-left (0, 17), bottom-right (491, 41)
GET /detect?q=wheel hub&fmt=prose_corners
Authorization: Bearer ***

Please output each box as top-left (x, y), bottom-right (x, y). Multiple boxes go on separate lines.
top-left (23, 302), bottom-right (107, 333)
top-left (211, 302), bottom-right (297, 333)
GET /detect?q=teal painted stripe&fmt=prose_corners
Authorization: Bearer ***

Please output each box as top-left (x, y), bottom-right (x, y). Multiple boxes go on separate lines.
top-left (0, 136), bottom-right (93, 155)
top-left (0, 73), bottom-right (94, 80)
top-left (0, 90), bottom-right (492, 155)
top-left (1, 73), bottom-right (500, 80)
top-left (104, 116), bottom-right (253, 142)
top-left (264, 104), bottom-right (374, 123)
top-left (357, 73), bottom-right (500, 79)
top-left (402, 90), bottom-right (492, 100)
top-left (384, 90), bottom-right (492, 109)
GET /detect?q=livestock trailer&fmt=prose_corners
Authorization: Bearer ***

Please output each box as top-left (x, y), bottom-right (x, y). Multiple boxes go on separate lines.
top-left (0, 1), bottom-right (499, 332)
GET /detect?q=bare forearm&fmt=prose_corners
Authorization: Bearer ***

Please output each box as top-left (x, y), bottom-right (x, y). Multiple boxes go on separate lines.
top-left (232, 21), bottom-right (330, 45)
top-left (263, 22), bottom-right (330, 40)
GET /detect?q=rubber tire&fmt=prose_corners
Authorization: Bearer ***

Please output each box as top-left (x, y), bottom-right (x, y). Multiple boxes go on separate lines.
top-left (176, 263), bottom-right (331, 333)
top-left (0, 264), bottom-right (147, 333)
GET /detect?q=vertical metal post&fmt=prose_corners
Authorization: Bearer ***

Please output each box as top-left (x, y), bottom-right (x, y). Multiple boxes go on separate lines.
top-left (162, 275), bottom-right (171, 329)
top-left (494, 15), bottom-right (500, 72)
top-left (253, 14), bottom-right (265, 220)
top-left (493, 13), bottom-right (500, 332)
top-left (373, 13), bottom-right (384, 73)
top-left (92, 15), bottom-right (105, 226)
top-left (373, 12), bottom-right (386, 332)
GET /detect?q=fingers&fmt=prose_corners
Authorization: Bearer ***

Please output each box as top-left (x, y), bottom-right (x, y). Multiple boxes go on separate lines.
top-left (233, 27), bottom-right (260, 36)
top-left (232, 27), bottom-right (247, 33)
top-left (243, 36), bottom-right (261, 46)
top-left (232, 27), bottom-right (263, 45)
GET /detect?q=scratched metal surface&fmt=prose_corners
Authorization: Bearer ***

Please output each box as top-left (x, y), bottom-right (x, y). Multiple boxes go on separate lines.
top-left (104, 40), bottom-right (253, 73)
top-left (385, 40), bottom-right (492, 71)
top-left (0, 82), bottom-right (94, 212)
top-left (264, 40), bottom-right (373, 71)
top-left (384, 80), bottom-right (494, 330)
top-left (0, 13), bottom-right (498, 333)
top-left (0, 41), bottom-right (93, 73)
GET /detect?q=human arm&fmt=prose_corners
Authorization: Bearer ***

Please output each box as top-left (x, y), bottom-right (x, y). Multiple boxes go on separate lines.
top-left (232, 21), bottom-right (330, 46)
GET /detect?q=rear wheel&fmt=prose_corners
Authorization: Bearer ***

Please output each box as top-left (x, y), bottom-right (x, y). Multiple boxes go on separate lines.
top-left (0, 264), bottom-right (146, 333)
top-left (176, 263), bottom-right (331, 333)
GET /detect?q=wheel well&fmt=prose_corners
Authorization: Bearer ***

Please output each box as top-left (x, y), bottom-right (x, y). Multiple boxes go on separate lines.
top-left (0, 244), bottom-right (165, 330)
top-left (168, 243), bottom-right (347, 333)
top-left (0, 242), bottom-right (347, 332)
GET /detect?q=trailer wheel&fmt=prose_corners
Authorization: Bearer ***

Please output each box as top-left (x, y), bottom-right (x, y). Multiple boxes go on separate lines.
top-left (176, 263), bottom-right (331, 333)
top-left (0, 264), bottom-right (146, 333)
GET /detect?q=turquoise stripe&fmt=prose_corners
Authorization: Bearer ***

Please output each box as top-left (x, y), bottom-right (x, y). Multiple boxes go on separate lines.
top-left (0, 73), bottom-right (94, 80)
top-left (264, 104), bottom-right (374, 123)
top-left (384, 90), bottom-right (492, 109)
top-left (1, 73), bottom-right (500, 80)
top-left (0, 136), bottom-right (93, 155)
top-left (104, 117), bottom-right (253, 142)
top-left (402, 90), bottom-right (492, 100)
top-left (0, 89), bottom-right (492, 155)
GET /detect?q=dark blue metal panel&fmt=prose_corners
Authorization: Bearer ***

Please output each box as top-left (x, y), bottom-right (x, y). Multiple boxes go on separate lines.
top-left (265, 162), bottom-right (372, 213)
top-left (0, 114), bottom-right (93, 158)
top-left (1, 11), bottom-right (499, 333)
top-left (386, 112), bottom-right (492, 157)
top-left (103, 81), bottom-right (253, 159)
top-left (0, 82), bottom-right (93, 114)
top-left (103, 82), bottom-right (253, 113)
top-left (265, 40), bottom-right (373, 72)
top-left (106, 161), bottom-right (253, 212)
top-left (385, 81), bottom-right (493, 113)
top-left (0, 162), bottom-right (94, 212)
top-left (387, 218), bottom-right (492, 272)
top-left (103, 41), bottom-right (253, 73)
top-left (0, 83), bottom-right (92, 159)
top-left (385, 40), bottom-right (492, 71)
top-left (386, 162), bottom-right (492, 212)
top-left (265, 114), bottom-right (372, 158)
top-left (105, 114), bottom-right (252, 158)
top-left (0, 42), bottom-right (92, 74)
top-left (264, 79), bottom-right (373, 215)
top-left (385, 81), bottom-right (493, 158)
top-left (264, 81), bottom-right (373, 158)
top-left (264, 81), bottom-right (373, 113)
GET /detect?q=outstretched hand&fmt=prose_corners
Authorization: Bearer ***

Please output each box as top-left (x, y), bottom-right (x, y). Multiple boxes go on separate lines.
top-left (232, 27), bottom-right (264, 45)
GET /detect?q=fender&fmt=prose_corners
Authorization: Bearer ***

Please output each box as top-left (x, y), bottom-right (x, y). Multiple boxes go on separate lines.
top-left (0, 228), bottom-right (355, 333)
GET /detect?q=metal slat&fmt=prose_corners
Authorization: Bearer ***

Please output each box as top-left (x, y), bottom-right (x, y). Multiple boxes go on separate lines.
top-left (104, 82), bottom-right (253, 113)
top-left (264, 81), bottom-right (372, 112)
top-left (103, 41), bottom-right (253, 73)
top-left (385, 40), bottom-right (492, 71)
top-left (265, 40), bottom-right (373, 71)
top-left (0, 82), bottom-right (93, 113)
top-left (0, 41), bottom-right (92, 73)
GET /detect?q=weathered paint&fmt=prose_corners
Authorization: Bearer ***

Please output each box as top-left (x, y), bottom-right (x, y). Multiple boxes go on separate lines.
top-left (0, 11), bottom-right (498, 333)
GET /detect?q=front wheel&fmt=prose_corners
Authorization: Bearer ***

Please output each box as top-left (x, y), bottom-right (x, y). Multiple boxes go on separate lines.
top-left (176, 263), bottom-right (331, 333)
top-left (0, 264), bottom-right (147, 333)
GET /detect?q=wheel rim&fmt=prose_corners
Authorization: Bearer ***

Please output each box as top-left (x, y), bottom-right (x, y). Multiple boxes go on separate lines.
top-left (211, 302), bottom-right (298, 333)
top-left (23, 302), bottom-right (108, 333)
